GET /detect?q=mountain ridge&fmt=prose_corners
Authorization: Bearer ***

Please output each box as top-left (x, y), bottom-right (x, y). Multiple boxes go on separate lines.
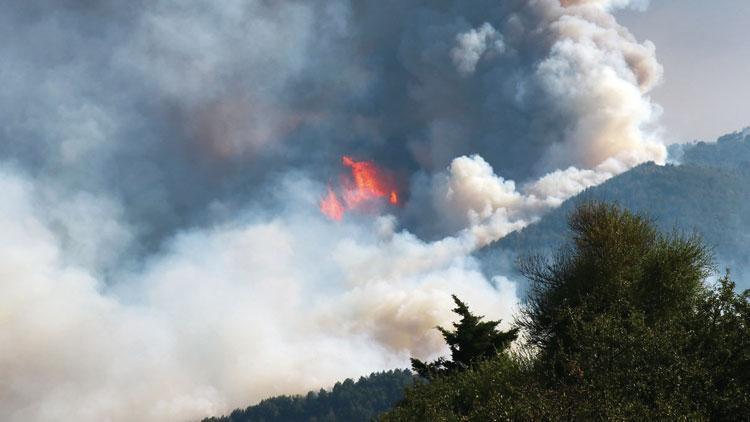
top-left (481, 128), bottom-right (750, 289)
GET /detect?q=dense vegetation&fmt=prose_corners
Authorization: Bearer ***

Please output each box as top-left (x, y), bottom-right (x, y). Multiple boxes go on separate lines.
top-left (385, 203), bottom-right (750, 420)
top-left (202, 370), bottom-right (415, 422)
top-left (482, 129), bottom-right (750, 289)
top-left (411, 295), bottom-right (517, 380)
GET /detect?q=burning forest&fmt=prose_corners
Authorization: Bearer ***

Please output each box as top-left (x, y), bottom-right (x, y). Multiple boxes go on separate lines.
top-left (9, 0), bottom-right (744, 421)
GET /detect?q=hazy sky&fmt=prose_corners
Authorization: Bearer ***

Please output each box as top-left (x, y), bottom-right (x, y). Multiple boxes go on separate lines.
top-left (618, 0), bottom-right (750, 143)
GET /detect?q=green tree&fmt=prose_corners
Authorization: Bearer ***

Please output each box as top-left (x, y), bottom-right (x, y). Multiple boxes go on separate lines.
top-left (386, 203), bottom-right (750, 420)
top-left (691, 272), bottom-right (750, 419)
top-left (515, 202), bottom-right (717, 419)
top-left (410, 295), bottom-right (518, 379)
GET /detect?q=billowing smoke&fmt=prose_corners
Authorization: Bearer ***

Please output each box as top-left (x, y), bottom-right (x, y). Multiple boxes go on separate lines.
top-left (0, 0), bottom-right (664, 420)
top-left (0, 171), bottom-right (517, 420)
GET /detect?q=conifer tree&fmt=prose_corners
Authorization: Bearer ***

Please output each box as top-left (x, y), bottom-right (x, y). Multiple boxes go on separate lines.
top-left (411, 295), bottom-right (518, 379)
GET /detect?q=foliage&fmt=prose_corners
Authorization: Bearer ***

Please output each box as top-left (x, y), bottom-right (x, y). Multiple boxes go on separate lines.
top-left (691, 272), bottom-right (750, 420)
top-left (202, 369), bottom-right (415, 422)
top-left (385, 353), bottom-right (527, 421)
top-left (411, 295), bottom-right (518, 379)
top-left (385, 203), bottom-right (750, 421)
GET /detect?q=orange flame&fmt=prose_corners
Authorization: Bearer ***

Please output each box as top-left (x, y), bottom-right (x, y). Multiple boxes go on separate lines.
top-left (319, 156), bottom-right (400, 220)
top-left (320, 187), bottom-right (344, 221)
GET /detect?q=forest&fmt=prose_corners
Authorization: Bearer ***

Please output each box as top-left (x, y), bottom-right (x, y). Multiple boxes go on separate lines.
top-left (201, 370), bottom-right (415, 422)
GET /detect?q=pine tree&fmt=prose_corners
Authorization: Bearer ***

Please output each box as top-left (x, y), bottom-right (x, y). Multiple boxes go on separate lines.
top-left (411, 295), bottom-right (518, 379)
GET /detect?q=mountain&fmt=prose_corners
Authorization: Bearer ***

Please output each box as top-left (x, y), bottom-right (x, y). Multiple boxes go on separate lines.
top-left (202, 369), bottom-right (415, 422)
top-left (481, 128), bottom-right (750, 289)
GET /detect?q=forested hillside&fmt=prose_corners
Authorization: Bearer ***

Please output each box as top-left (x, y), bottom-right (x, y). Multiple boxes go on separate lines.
top-left (202, 370), bottom-right (415, 422)
top-left (203, 200), bottom-right (750, 421)
top-left (681, 128), bottom-right (750, 168)
top-left (482, 129), bottom-right (750, 288)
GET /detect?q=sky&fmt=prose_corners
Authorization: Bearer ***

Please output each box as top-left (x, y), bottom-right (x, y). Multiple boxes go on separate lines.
top-left (618, 0), bottom-right (750, 142)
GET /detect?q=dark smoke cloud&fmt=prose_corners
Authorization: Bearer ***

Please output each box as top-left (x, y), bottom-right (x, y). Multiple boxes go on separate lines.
top-left (0, 0), bottom-right (662, 257)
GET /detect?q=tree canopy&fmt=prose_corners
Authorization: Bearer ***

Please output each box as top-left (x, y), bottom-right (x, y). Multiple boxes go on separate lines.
top-left (385, 203), bottom-right (750, 420)
top-left (410, 295), bottom-right (518, 379)
top-left (203, 370), bottom-right (414, 422)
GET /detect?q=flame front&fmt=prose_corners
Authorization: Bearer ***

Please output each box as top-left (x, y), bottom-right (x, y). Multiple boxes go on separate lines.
top-left (320, 156), bottom-right (400, 220)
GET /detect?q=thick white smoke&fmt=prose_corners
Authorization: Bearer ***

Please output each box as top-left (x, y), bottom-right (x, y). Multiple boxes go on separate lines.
top-left (421, 0), bottom-right (665, 245)
top-left (0, 0), bottom-right (665, 420)
top-left (0, 170), bottom-right (517, 421)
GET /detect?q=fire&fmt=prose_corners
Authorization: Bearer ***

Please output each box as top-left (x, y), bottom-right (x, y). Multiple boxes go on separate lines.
top-left (320, 156), bottom-right (401, 220)
top-left (320, 187), bottom-right (344, 221)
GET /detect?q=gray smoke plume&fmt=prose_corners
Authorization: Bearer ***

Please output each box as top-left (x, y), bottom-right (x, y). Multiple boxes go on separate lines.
top-left (0, 0), bottom-right (664, 420)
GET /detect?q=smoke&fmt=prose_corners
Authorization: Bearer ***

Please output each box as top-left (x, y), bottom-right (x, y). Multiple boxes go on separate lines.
top-left (0, 0), bottom-right (665, 420)
top-left (424, 155), bottom-right (619, 247)
top-left (451, 23), bottom-right (506, 75)
top-left (0, 171), bottom-right (516, 420)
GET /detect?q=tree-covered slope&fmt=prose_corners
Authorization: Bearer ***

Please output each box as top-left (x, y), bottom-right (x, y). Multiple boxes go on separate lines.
top-left (482, 129), bottom-right (750, 288)
top-left (202, 369), bottom-right (415, 422)
top-left (681, 128), bottom-right (750, 168)
top-left (386, 204), bottom-right (750, 420)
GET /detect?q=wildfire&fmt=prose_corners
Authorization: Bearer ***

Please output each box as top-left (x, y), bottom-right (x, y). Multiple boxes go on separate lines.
top-left (320, 187), bottom-right (345, 221)
top-left (320, 156), bottom-right (400, 220)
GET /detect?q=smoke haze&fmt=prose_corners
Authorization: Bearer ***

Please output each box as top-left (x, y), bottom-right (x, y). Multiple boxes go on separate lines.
top-left (0, 0), bottom-right (665, 420)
